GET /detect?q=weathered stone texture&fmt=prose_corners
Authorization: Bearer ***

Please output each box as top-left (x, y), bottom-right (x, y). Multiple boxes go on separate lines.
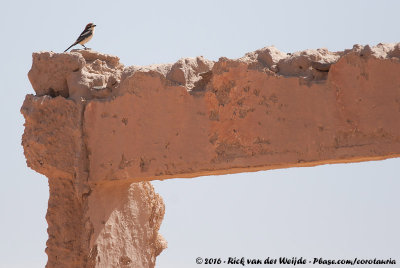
top-left (21, 43), bottom-right (400, 267)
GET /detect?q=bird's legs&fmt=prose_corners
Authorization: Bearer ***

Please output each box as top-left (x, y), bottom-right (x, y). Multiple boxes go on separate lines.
top-left (81, 44), bottom-right (88, 50)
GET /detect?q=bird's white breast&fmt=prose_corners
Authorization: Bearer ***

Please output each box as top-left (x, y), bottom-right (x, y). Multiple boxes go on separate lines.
top-left (80, 28), bottom-right (94, 45)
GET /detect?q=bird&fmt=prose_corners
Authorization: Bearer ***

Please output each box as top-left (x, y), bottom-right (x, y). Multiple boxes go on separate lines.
top-left (64, 23), bottom-right (96, 52)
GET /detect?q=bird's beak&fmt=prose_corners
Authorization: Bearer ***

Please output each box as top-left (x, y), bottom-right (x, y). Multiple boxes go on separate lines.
top-left (93, 25), bottom-right (97, 27)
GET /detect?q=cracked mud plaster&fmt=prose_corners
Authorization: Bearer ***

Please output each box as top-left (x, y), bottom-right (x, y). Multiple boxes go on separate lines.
top-left (21, 43), bottom-right (400, 267)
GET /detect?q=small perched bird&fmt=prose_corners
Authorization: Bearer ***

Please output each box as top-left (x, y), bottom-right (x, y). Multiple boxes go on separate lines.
top-left (64, 23), bottom-right (96, 52)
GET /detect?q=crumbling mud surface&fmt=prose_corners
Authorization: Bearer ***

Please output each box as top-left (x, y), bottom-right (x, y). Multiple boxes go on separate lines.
top-left (22, 44), bottom-right (400, 267)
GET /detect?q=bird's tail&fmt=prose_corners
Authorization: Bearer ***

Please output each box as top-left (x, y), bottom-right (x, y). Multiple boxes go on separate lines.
top-left (64, 42), bottom-right (77, 52)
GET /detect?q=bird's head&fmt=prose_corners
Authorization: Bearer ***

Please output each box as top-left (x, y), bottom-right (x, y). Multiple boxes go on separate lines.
top-left (85, 23), bottom-right (96, 30)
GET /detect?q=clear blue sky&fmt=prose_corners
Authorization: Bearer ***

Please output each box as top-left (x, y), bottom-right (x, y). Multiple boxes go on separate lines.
top-left (0, 0), bottom-right (399, 267)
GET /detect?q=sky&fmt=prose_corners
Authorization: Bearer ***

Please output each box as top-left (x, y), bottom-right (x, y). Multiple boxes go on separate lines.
top-left (0, 0), bottom-right (399, 267)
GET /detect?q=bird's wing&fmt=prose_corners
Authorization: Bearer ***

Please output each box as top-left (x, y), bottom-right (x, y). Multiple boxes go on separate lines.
top-left (75, 29), bottom-right (92, 44)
